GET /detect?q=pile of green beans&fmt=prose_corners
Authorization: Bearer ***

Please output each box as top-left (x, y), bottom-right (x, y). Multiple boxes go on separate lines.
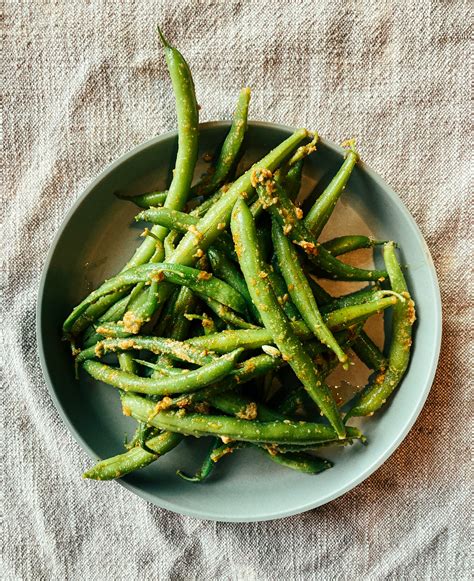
top-left (63, 29), bottom-right (416, 484)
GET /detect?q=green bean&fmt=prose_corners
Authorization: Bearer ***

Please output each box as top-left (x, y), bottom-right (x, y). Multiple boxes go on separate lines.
top-left (83, 348), bottom-right (242, 396)
top-left (306, 278), bottom-right (387, 372)
top-left (324, 296), bottom-right (398, 330)
top-left (195, 87), bottom-right (250, 196)
top-left (322, 235), bottom-right (386, 256)
top-left (185, 297), bottom-right (395, 354)
top-left (122, 392), bottom-right (363, 444)
top-left (176, 437), bottom-right (220, 483)
top-left (345, 242), bottom-right (416, 419)
top-left (137, 207), bottom-right (196, 232)
top-left (319, 285), bottom-right (382, 314)
top-left (231, 198), bottom-right (345, 438)
top-left (118, 190), bottom-right (168, 209)
top-left (304, 143), bottom-right (359, 238)
top-left (254, 170), bottom-right (387, 281)
top-left (272, 219), bottom-right (347, 365)
top-left (163, 353), bottom-right (284, 410)
top-left (281, 159), bottom-right (304, 200)
top-left (71, 290), bottom-right (131, 337)
top-left (76, 335), bottom-right (217, 366)
top-left (64, 262), bottom-right (247, 332)
top-left (118, 29), bottom-right (200, 332)
top-left (285, 132), bottom-right (318, 167)
top-left (262, 449), bottom-right (333, 474)
top-left (83, 431), bottom-right (183, 480)
top-left (249, 140), bottom-right (310, 220)
top-left (168, 286), bottom-right (197, 340)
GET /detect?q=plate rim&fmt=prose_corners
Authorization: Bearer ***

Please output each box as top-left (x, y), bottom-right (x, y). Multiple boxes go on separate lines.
top-left (36, 120), bottom-right (442, 522)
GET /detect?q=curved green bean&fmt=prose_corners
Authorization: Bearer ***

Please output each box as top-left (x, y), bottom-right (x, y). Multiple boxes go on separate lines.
top-left (322, 235), bottom-right (386, 256)
top-left (83, 348), bottom-right (242, 396)
top-left (177, 437), bottom-right (220, 483)
top-left (76, 335), bottom-right (217, 366)
top-left (195, 87), bottom-right (250, 196)
top-left (185, 297), bottom-right (396, 353)
top-left (305, 143), bottom-right (359, 238)
top-left (272, 219), bottom-right (347, 365)
top-left (83, 431), bottom-right (183, 480)
top-left (345, 242), bottom-right (416, 419)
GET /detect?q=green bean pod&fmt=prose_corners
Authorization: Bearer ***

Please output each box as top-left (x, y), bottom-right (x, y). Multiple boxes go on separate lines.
top-left (322, 235), bottom-right (386, 256)
top-left (304, 144), bottom-right (358, 238)
top-left (122, 392), bottom-right (363, 444)
top-left (195, 87), bottom-right (251, 196)
top-left (119, 190), bottom-right (168, 209)
top-left (351, 332), bottom-right (388, 371)
top-left (76, 335), bottom-right (217, 366)
top-left (185, 297), bottom-right (396, 354)
top-left (272, 219), bottom-right (347, 364)
top-left (83, 348), bottom-right (242, 396)
top-left (164, 353), bottom-right (284, 410)
top-left (345, 242), bottom-right (416, 419)
top-left (262, 449), bottom-right (333, 474)
top-left (231, 198), bottom-right (346, 438)
top-left (83, 431), bottom-right (183, 480)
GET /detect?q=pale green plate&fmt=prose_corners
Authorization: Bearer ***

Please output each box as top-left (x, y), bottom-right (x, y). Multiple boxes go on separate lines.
top-left (37, 122), bottom-right (441, 522)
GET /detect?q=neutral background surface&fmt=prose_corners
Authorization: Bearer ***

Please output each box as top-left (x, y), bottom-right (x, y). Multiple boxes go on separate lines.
top-left (2, 1), bottom-right (471, 579)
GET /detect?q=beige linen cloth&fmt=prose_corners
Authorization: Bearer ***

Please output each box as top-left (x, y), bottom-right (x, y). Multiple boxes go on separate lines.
top-left (2, 1), bottom-right (471, 579)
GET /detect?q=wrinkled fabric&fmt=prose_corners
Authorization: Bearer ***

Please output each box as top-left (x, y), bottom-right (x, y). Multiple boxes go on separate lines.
top-left (2, 1), bottom-right (471, 579)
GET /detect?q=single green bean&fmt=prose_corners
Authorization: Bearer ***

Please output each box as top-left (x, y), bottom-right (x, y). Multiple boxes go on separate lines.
top-left (305, 143), bottom-right (359, 238)
top-left (231, 198), bottom-right (345, 438)
top-left (195, 87), bottom-right (250, 196)
top-left (262, 449), bottom-right (333, 474)
top-left (76, 335), bottom-right (217, 366)
top-left (122, 392), bottom-right (363, 444)
top-left (345, 242), bottom-right (416, 419)
top-left (83, 348), bottom-right (242, 396)
top-left (83, 431), bottom-right (183, 480)
top-left (118, 190), bottom-right (168, 209)
top-left (351, 331), bottom-right (388, 371)
top-left (322, 235), bottom-right (386, 256)
top-left (272, 219), bottom-right (347, 365)
top-left (164, 353), bottom-right (284, 410)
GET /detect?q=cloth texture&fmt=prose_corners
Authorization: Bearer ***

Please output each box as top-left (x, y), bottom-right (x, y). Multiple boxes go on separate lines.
top-left (2, 1), bottom-right (471, 579)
